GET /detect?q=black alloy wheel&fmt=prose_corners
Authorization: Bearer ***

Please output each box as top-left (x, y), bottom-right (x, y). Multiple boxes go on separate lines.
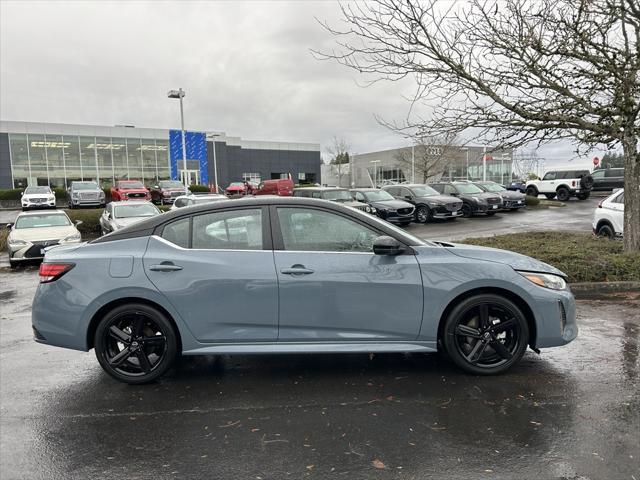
top-left (525, 187), bottom-right (538, 197)
top-left (461, 203), bottom-right (473, 218)
top-left (416, 206), bottom-right (431, 223)
top-left (556, 187), bottom-right (570, 201)
top-left (95, 303), bottom-right (177, 384)
top-left (443, 294), bottom-right (529, 375)
top-left (597, 224), bottom-right (614, 239)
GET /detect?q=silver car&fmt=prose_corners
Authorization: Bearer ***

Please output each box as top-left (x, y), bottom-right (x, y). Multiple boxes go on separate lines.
top-left (170, 193), bottom-right (228, 210)
top-left (99, 201), bottom-right (161, 236)
top-left (31, 197), bottom-right (577, 384)
top-left (68, 181), bottom-right (106, 209)
top-left (6, 210), bottom-right (82, 268)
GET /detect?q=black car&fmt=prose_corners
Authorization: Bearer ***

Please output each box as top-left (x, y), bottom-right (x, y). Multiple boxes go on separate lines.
top-left (474, 181), bottom-right (526, 210)
top-left (350, 188), bottom-right (415, 225)
top-left (506, 181), bottom-right (527, 193)
top-left (429, 181), bottom-right (502, 217)
top-left (591, 168), bottom-right (624, 191)
top-left (382, 184), bottom-right (463, 223)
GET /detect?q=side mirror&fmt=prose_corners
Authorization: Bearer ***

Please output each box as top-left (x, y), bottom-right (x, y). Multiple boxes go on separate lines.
top-left (373, 236), bottom-right (404, 256)
top-left (6, 223), bottom-right (13, 230)
top-left (75, 220), bottom-right (83, 226)
top-left (404, 195), bottom-right (412, 200)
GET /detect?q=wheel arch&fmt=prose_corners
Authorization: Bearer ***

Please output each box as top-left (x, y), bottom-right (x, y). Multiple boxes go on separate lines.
top-left (595, 218), bottom-right (614, 233)
top-left (555, 184), bottom-right (571, 192)
top-left (436, 287), bottom-right (537, 349)
top-left (86, 297), bottom-right (183, 352)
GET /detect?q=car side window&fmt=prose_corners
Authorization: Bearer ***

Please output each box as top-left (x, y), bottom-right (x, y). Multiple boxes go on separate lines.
top-left (162, 218), bottom-right (190, 248)
top-left (192, 209), bottom-right (263, 250)
top-left (543, 172), bottom-right (557, 180)
top-left (385, 187), bottom-right (398, 196)
top-left (311, 191), bottom-right (323, 199)
top-left (592, 170), bottom-right (605, 179)
top-left (277, 207), bottom-right (380, 253)
top-left (613, 192), bottom-right (624, 203)
top-left (444, 185), bottom-right (457, 195)
top-left (399, 187), bottom-right (412, 198)
top-left (431, 184), bottom-right (443, 193)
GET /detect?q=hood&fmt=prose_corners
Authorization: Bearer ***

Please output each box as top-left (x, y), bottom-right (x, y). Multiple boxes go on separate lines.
top-left (444, 242), bottom-right (566, 277)
top-left (22, 193), bottom-right (55, 199)
top-left (416, 195), bottom-right (462, 205)
top-left (113, 216), bottom-right (151, 229)
top-left (118, 187), bottom-right (149, 193)
top-left (226, 186), bottom-right (245, 191)
top-left (163, 187), bottom-right (187, 193)
top-left (10, 225), bottom-right (80, 242)
top-left (369, 199), bottom-right (414, 210)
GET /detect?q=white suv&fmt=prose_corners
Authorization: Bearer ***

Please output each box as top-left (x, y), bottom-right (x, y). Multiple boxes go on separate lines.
top-left (525, 169), bottom-right (594, 201)
top-left (592, 189), bottom-right (624, 238)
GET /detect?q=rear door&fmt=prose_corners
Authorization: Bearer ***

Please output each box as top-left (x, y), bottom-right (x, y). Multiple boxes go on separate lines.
top-left (143, 206), bottom-right (278, 342)
top-left (272, 206), bottom-right (423, 342)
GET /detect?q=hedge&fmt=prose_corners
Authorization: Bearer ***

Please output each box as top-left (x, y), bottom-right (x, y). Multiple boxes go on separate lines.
top-left (188, 185), bottom-right (211, 193)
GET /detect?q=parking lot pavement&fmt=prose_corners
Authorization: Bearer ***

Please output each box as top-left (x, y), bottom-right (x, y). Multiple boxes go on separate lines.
top-left (405, 196), bottom-right (600, 242)
top-left (1, 269), bottom-right (638, 480)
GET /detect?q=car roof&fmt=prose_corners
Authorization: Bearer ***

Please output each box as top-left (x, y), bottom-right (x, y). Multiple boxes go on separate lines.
top-left (91, 196), bottom-right (392, 244)
top-left (109, 200), bottom-right (155, 206)
top-left (350, 188), bottom-right (380, 192)
top-left (293, 186), bottom-right (346, 191)
top-left (16, 209), bottom-right (68, 217)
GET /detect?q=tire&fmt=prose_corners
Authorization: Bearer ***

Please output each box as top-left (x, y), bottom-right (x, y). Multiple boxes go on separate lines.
top-left (442, 294), bottom-right (529, 375)
top-left (580, 174), bottom-right (594, 190)
top-left (94, 303), bottom-right (178, 384)
top-left (597, 223), bottom-right (614, 239)
top-left (576, 192), bottom-right (590, 200)
top-left (461, 203), bottom-right (473, 218)
top-left (525, 186), bottom-right (538, 197)
top-left (415, 206), bottom-right (432, 223)
top-left (544, 193), bottom-right (556, 200)
top-left (68, 203), bottom-right (74, 210)
top-left (556, 187), bottom-right (570, 202)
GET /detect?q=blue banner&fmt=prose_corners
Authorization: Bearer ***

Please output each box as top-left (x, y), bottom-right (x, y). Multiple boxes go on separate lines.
top-left (169, 130), bottom-right (208, 184)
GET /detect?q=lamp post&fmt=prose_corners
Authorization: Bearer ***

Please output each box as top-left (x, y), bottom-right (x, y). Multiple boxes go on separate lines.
top-left (370, 160), bottom-right (380, 187)
top-left (411, 144), bottom-right (415, 183)
top-left (460, 147), bottom-right (469, 180)
top-left (207, 132), bottom-right (222, 192)
top-left (167, 88), bottom-right (188, 186)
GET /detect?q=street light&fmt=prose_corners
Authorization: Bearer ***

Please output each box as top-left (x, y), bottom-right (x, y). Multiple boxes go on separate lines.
top-left (207, 132), bottom-right (222, 193)
top-left (167, 88), bottom-right (188, 186)
top-left (460, 147), bottom-right (469, 180)
top-left (370, 160), bottom-right (381, 187)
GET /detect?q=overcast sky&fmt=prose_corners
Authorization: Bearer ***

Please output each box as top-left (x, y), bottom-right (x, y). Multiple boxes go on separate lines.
top-left (1, 0), bottom-right (601, 167)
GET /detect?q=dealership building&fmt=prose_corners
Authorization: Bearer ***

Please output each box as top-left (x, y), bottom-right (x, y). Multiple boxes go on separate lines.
top-left (0, 121), bottom-right (322, 190)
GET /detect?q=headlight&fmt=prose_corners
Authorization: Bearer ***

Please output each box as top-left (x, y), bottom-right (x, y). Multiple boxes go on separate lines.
top-left (518, 271), bottom-right (567, 290)
top-left (72, 192), bottom-right (79, 198)
top-left (99, 191), bottom-right (106, 198)
top-left (364, 205), bottom-right (372, 213)
top-left (428, 202), bottom-right (443, 207)
top-left (61, 233), bottom-right (81, 243)
top-left (370, 207), bottom-right (377, 213)
top-left (48, 196), bottom-right (55, 201)
top-left (8, 237), bottom-right (28, 247)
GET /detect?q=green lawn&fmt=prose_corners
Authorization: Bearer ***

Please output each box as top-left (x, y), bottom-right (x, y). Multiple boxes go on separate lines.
top-left (461, 232), bottom-right (640, 283)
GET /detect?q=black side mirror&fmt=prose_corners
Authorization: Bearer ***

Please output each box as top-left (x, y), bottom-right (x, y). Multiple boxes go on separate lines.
top-left (404, 195), bottom-right (412, 200)
top-left (373, 236), bottom-right (404, 256)
top-left (6, 223), bottom-right (13, 230)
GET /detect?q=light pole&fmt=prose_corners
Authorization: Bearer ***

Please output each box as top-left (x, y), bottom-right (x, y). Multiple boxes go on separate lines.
top-left (370, 160), bottom-right (380, 187)
top-left (207, 132), bottom-right (222, 192)
top-left (411, 144), bottom-right (415, 183)
top-left (460, 147), bottom-right (469, 180)
top-left (167, 88), bottom-right (188, 186)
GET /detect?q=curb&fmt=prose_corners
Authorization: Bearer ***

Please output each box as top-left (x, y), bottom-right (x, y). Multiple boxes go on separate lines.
top-left (570, 281), bottom-right (640, 299)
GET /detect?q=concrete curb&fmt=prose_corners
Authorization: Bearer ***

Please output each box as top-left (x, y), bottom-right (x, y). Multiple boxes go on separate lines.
top-left (570, 281), bottom-right (640, 299)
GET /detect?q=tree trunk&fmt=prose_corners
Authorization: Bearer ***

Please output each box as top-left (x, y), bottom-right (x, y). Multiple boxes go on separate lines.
top-left (622, 132), bottom-right (640, 252)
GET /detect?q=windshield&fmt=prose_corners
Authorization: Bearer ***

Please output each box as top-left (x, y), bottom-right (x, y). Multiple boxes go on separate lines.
top-left (192, 196), bottom-right (226, 204)
top-left (454, 183), bottom-right (484, 194)
top-left (118, 181), bottom-right (144, 189)
top-left (16, 213), bottom-right (71, 229)
top-left (229, 182), bottom-right (244, 187)
top-left (479, 183), bottom-right (505, 192)
top-left (159, 181), bottom-right (184, 189)
top-left (72, 182), bottom-right (99, 190)
top-left (410, 186), bottom-right (439, 197)
top-left (363, 190), bottom-right (394, 201)
top-left (323, 190), bottom-right (353, 202)
top-left (24, 186), bottom-right (51, 194)
top-left (114, 203), bottom-right (159, 219)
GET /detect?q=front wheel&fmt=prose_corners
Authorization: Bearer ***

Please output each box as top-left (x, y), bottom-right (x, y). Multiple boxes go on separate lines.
top-left (461, 203), bottom-right (472, 218)
top-left (442, 294), bottom-right (529, 375)
top-left (415, 206), bottom-right (431, 223)
top-left (525, 187), bottom-right (538, 197)
top-left (597, 224), bottom-right (614, 239)
top-left (94, 303), bottom-right (178, 384)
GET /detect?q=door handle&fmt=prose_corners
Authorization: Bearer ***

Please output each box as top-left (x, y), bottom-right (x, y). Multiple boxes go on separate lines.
top-left (149, 262), bottom-right (183, 272)
top-left (280, 265), bottom-right (314, 275)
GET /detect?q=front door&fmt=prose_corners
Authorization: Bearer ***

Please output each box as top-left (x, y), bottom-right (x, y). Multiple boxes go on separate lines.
top-left (272, 206), bottom-right (424, 342)
top-left (143, 207), bottom-right (278, 343)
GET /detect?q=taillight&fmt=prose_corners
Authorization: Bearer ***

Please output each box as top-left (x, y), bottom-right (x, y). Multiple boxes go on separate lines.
top-left (572, 180), bottom-right (576, 187)
top-left (39, 263), bottom-right (74, 283)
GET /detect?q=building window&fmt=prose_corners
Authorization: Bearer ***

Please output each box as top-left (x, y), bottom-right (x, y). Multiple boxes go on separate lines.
top-left (62, 136), bottom-right (81, 185)
top-left (242, 172), bottom-right (261, 182)
top-left (297, 173), bottom-right (316, 184)
top-left (111, 137), bottom-right (128, 181)
top-left (80, 136), bottom-right (98, 182)
top-left (271, 172), bottom-right (290, 180)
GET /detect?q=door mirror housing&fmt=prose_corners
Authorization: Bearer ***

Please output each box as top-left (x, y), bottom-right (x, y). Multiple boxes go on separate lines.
top-left (404, 195), bottom-right (412, 200)
top-left (5, 223), bottom-right (13, 230)
top-left (75, 220), bottom-right (83, 226)
top-left (373, 236), bottom-right (404, 256)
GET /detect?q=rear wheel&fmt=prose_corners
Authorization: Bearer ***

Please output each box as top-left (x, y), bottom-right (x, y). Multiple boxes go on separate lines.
top-left (556, 187), bottom-right (570, 202)
top-left (597, 223), bottom-right (614, 239)
top-left (442, 294), bottom-right (529, 375)
top-left (94, 303), bottom-right (178, 384)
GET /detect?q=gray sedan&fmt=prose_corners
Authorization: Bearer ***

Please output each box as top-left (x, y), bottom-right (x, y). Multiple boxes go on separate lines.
top-left (99, 201), bottom-right (161, 235)
top-left (475, 181), bottom-right (526, 210)
top-left (32, 197), bottom-right (577, 384)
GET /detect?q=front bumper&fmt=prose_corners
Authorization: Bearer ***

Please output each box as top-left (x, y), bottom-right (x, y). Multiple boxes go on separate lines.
top-left (502, 199), bottom-right (525, 209)
top-left (377, 208), bottom-right (415, 223)
top-left (70, 198), bottom-right (105, 207)
top-left (22, 200), bottom-right (56, 209)
top-left (533, 288), bottom-right (578, 348)
top-left (8, 239), bottom-right (81, 262)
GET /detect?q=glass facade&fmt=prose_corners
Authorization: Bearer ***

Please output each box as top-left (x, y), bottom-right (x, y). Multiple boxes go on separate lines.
top-left (8, 133), bottom-right (172, 189)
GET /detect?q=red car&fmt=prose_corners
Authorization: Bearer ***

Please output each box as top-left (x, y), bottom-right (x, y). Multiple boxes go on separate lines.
top-left (225, 182), bottom-right (248, 196)
top-left (110, 180), bottom-right (151, 202)
top-left (253, 178), bottom-right (294, 196)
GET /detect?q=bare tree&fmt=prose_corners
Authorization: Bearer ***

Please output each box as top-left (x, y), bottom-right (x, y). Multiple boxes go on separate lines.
top-left (326, 136), bottom-right (351, 187)
top-left (316, 0), bottom-right (640, 251)
top-left (394, 134), bottom-right (458, 183)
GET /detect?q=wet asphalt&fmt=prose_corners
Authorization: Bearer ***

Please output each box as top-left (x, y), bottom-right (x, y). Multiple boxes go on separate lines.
top-left (1, 268), bottom-right (638, 480)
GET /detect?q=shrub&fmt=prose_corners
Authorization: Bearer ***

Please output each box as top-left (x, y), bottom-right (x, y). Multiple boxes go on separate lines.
top-left (0, 228), bottom-right (7, 251)
top-left (53, 188), bottom-right (68, 201)
top-left (66, 209), bottom-right (103, 236)
top-left (0, 189), bottom-right (23, 201)
top-left (525, 195), bottom-right (540, 206)
top-left (189, 185), bottom-right (210, 193)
